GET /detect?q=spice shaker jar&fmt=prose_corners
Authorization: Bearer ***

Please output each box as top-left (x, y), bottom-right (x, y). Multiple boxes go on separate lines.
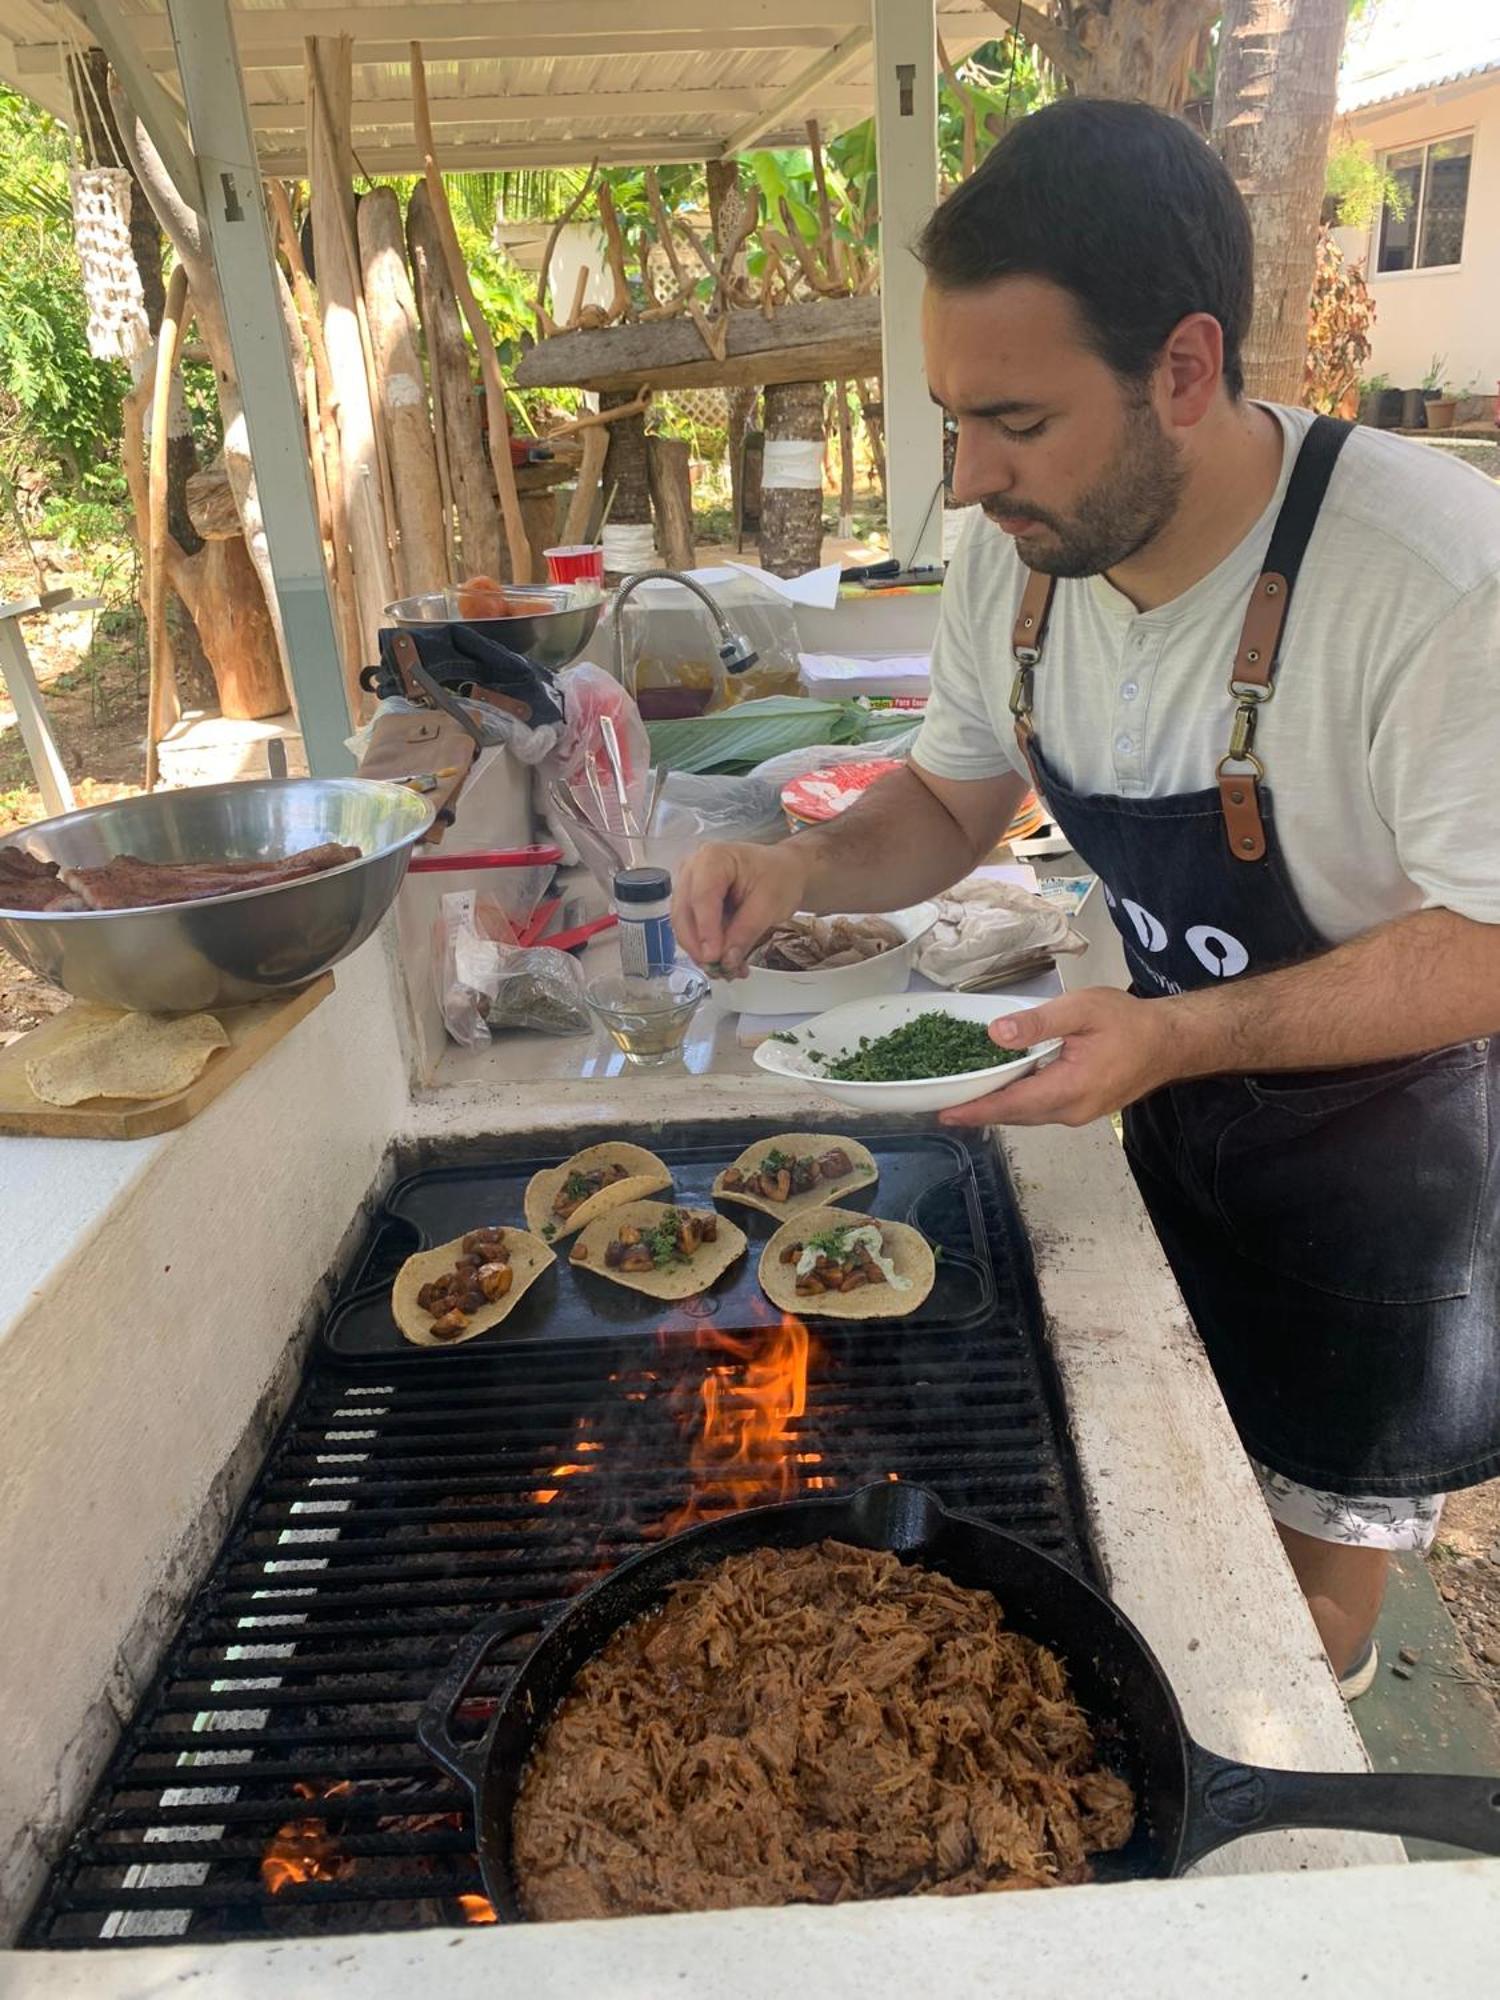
top-left (612, 866), bottom-right (676, 978)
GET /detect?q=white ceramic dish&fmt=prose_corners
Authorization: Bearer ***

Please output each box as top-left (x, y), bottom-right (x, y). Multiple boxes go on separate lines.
top-left (722, 903), bottom-right (939, 1016)
top-left (751, 990), bottom-right (1063, 1116)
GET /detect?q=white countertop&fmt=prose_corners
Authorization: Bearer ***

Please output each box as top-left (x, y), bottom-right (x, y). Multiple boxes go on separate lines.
top-left (5, 1858), bottom-right (1495, 1998)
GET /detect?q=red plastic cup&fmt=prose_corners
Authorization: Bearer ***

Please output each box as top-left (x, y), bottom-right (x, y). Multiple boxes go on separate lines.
top-left (544, 544), bottom-right (605, 585)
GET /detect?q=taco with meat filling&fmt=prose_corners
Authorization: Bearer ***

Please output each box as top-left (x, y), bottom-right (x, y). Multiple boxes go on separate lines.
top-left (523, 1142), bottom-right (672, 1242)
top-left (393, 1224), bottom-right (556, 1347)
top-left (712, 1132), bottom-right (878, 1220)
top-left (758, 1208), bottom-right (936, 1321)
top-left (570, 1199), bottom-right (747, 1301)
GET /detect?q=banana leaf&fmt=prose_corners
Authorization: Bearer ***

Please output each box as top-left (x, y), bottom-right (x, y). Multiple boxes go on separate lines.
top-left (645, 697), bottom-right (914, 775)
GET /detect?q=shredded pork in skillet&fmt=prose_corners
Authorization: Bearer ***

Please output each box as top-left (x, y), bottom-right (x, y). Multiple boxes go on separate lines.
top-left (512, 1539), bottom-right (1135, 1920)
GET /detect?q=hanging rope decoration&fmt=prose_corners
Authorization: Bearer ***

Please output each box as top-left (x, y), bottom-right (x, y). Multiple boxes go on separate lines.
top-left (68, 165), bottom-right (151, 364)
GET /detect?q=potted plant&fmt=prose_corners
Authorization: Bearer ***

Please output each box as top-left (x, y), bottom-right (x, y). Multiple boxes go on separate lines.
top-left (1400, 354), bottom-right (1447, 429)
top-left (1358, 374), bottom-right (1401, 429)
top-left (1426, 378), bottom-right (1460, 431)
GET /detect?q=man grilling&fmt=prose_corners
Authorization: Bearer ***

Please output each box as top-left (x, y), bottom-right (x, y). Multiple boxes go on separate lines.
top-left (675, 101), bottom-right (1500, 1698)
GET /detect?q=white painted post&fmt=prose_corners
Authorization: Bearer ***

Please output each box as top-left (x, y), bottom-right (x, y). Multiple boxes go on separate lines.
top-left (872, 0), bottom-right (943, 574)
top-left (159, 0), bottom-right (353, 774)
top-left (0, 605), bottom-right (75, 819)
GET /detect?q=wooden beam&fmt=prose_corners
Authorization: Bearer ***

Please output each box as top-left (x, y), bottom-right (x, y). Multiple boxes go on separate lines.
top-left (516, 295), bottom-right (883, 395)
top-left (246, 85), bottom-right (874, 131)
top-left (65, 0), bottom-right (203, 211)
top-left (89, 3), bottom-right (859, 68)
top-left (160, 0), bottom-right (352, 770)
top-left (722, 26), bottom-right (873, 154)
top-left (256, 137), bottom-right (719, 177)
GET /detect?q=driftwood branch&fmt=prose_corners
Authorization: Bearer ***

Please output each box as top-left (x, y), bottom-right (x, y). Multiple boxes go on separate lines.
top-left (534, 159), bottom-right (599, 339)
top-left (596, 183), bottom-right (632, 322)
top-left (146, 262), bottom-right (189, 785)
top-left (411, 40), bottom-right (531, 582)
top-left (645, 168), bottom-right (728, 363)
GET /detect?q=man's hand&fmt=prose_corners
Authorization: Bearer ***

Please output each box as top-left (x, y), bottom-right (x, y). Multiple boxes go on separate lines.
top-left (939, 988), bottom-right (1181, 1129)
top-left (673, 841), bottom-right (812, 976)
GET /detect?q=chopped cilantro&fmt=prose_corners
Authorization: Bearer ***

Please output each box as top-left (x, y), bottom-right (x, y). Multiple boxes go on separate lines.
top-left (562, 1170), bottom-right (594, 1200)
top-left (823, 1013), bottom-right (1015, 1083)
top-left (541, 1222), bottom-right (557, 1241)
top-left (768, 1031), bottom-right (799, 1046)
top-left (759, 1147), bottom-right (792, 1173)
top-left (805, 1226), bottom-right (854, 1261)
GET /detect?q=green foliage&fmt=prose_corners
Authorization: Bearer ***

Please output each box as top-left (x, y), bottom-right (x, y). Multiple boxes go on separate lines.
top-left (0, 86), bottom-right (126, 495)
top-left (1325, 140), bottom-right (1407, 232)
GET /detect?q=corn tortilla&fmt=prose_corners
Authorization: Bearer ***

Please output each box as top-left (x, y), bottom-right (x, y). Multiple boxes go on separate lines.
top-left (26, 1010), bottom-right (229, 1106)
top-left (712, 1132), bottom-right (878, 1220)
top-left (570, 1199), bottom-right (747, 1301)
top-left (393, 1228), bottom-right (556, 1347)
top-left (523, 1143), bottom-right (673, 1241)
top-left (758, 1208), bottom-right (936, 1321)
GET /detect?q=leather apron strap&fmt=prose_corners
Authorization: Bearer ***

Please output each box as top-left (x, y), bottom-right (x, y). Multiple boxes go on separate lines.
top-left (1009, 415), bottom-right (1354, 863)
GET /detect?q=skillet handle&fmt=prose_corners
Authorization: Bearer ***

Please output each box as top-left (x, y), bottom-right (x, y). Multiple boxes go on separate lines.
top-left (417, 1606), bottom-right (554, 1797)
top-left (1181, 1744), bottom-right (1500, 1868)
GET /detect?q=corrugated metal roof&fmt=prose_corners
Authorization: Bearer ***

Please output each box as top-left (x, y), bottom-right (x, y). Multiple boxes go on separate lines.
top-left (1339, 2), bottom-right (1500, 116)
top-left (0, 1), bottom-right (1003, 170)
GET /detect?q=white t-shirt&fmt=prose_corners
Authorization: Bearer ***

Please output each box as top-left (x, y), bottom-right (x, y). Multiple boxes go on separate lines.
top-left (914, 405), bottom-right (1500, 944)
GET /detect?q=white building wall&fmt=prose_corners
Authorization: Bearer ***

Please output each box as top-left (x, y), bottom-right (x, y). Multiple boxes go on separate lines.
top-left (1338, 74), bottom-right (1500, 395)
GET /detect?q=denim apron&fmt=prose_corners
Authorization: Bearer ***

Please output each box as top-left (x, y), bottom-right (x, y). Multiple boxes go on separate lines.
top-left (1009, 417), bottom-right (1500, 1497)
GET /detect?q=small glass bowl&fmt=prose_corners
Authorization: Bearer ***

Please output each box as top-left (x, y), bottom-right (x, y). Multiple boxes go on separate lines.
top-left (583, 968), bottom-right (709, 1068)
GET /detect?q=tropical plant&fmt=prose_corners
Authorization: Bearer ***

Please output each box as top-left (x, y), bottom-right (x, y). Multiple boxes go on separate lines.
top-left (0, 85), bottom-right (126, 496)
top-left (1324, 138), bottom-right (1407, 232)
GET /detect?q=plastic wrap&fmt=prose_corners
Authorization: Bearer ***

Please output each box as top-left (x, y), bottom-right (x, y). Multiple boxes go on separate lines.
top-left (606, 570), bottom-right (803, 718)
top-left (438, 890), bottom-right (591, 1045)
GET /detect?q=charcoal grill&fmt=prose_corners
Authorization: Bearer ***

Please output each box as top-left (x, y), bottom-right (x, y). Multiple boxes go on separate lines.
top-left (24, 1124), bottom-right (1090, 1949)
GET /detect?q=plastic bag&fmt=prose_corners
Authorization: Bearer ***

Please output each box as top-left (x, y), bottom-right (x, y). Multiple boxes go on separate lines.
top-left (549, 661), bottom-right (651, 801)
top-left (605, 569), bottom-right (802, 719)
top-left (438, 891), bottom-right (591, 1046)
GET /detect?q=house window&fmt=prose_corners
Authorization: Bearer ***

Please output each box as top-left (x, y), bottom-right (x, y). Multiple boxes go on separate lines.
top-left (1376, 133), bottom-right (1473, 272)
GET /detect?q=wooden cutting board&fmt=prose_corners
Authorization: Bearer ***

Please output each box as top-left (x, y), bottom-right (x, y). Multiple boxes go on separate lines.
top-left (0, 974), bottom-right (334, 1139)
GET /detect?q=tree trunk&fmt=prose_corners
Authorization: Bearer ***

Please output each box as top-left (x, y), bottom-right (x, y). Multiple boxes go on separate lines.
top-left (357, 185), bottom-right (447, 595)
top-left (1008, 1), bottom-right (1219, 107)
top-left (857, 381), bottom-right (886, 501)
top-left (835, 380), bottom-right (856, 538)
top-left (1212, 0), bottom-right (1348, 404)
top-left (174, 536), bottom-right (288, 720)
top-left (647, 436), bottom-right (696, 570)
top-left (726, 386), bottom-right (757, 547)
top-left (601, 390), bottom-right (652, 581)
top-left (759, 379), bottom-right (825, 579)
top-left (307, 35), bottom-right (395, 651)
top-left (407, 181), bottom-right (502, 582)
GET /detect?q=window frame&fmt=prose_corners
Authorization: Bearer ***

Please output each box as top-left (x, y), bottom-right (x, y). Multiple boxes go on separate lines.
top-left (1373, 125), bottom-right (1475, 278)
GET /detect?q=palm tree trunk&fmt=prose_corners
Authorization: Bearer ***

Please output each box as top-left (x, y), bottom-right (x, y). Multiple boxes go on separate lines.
top-left (1212, 0), bottom-right (1349, 403)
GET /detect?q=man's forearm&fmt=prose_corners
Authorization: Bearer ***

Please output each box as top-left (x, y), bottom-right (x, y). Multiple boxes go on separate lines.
top-left (792, 767), bottom-right (1008, 914)
top-left (1169, 908), bottom-right (1500, 1078)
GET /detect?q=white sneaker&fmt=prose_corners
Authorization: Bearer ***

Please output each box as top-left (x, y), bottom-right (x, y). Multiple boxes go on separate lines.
top-left (1338, 1639), bottom-right (1379, 1701)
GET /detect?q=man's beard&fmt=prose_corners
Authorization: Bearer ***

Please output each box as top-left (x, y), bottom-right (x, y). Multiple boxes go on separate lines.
top-left (981, 393), bottom-right (1185, 577)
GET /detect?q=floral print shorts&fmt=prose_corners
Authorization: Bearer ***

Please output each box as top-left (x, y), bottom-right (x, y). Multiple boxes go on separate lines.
top-left (1251, 1459), bottom-right (1444, 1553)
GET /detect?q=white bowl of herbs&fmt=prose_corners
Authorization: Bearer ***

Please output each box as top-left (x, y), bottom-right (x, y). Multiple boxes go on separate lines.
top-left (751, 991), bottom-right (1063, 1115)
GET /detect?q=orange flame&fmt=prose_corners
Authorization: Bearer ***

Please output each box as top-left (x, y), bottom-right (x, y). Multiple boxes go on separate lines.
top-left (529, 1422), bottom-right (603, 1505)
top-left (660, 1313), bottom-right (816, 1535)
top-left (261, 1781), bottom-right (355, 1894)
top-left (458, 1893), bottom-right (499, 1923)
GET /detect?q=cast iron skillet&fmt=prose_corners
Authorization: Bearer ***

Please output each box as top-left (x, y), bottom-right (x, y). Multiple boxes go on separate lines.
top-left (418, 1480), bottom-right (1500, 1917)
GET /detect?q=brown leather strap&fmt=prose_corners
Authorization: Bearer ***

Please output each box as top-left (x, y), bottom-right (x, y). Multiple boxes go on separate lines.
top-left (1218, 770), bottom-right (1267, 862)
top-left (1231, 572), bottom-right (1289, 689)
top-left (1012, 569), bottom-right (1056, 660)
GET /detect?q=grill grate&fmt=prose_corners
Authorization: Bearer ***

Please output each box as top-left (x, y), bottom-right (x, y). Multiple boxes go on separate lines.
top-left (24, 1130), bottom-right (1090, 1949)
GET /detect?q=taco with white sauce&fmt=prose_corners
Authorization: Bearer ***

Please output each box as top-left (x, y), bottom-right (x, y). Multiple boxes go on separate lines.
top-left (758, 1208), bottom-right (936, 1321)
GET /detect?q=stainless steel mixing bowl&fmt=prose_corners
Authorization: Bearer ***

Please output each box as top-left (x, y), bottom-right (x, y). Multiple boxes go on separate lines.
top-left (385, 585), bottom-right (603, 676)
top-left (0, 778), bottom-right (435, 1012)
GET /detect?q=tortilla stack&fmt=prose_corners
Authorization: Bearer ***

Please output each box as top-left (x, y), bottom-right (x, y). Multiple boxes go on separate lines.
top-left (570, 1199), bottom-right (747, 1301)
top-left (712, 1132), bottom-right (879, 1220)
top-left (26, 1011), bottom-right (229, 1106)
top-left (393, 1228), bottom-right (556, 1347)
top-left (758, 1207), bottom-right (936, 1321)
top-left (523, 1142), bottom-right (673, 1242)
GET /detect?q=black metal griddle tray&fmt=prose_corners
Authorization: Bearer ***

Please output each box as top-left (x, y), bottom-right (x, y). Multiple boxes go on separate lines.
top-left (321, 1132), bottom-right (1006, 1367)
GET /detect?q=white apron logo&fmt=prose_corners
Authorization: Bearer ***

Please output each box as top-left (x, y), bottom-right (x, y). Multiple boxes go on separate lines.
top-left (1106, 893), bottom-right (1250, 979)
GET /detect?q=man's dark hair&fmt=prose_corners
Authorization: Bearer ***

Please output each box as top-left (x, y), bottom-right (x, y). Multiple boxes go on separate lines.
top-left (916, 99), bottom-right (1254, 399)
